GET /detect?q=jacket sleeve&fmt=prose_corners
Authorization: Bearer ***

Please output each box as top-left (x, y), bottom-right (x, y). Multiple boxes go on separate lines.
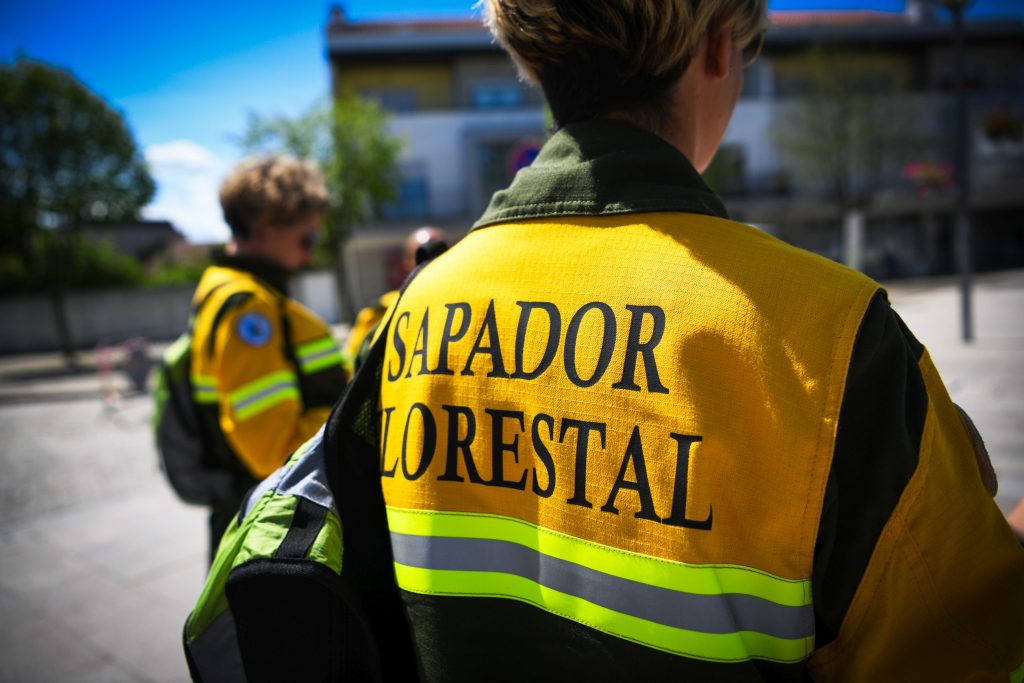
top-left (214, 294), bottom-right (331, 479)
top-left (808, 291), bottom-right (1024, 680)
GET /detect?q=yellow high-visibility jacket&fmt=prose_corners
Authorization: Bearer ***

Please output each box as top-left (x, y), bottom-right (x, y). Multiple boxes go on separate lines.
top-left (342, 289), bottom-right (399, 380)
top-left (376, 120), bottom-right (1024, 680)
top-left (190, 255), bottom-right (345, 482)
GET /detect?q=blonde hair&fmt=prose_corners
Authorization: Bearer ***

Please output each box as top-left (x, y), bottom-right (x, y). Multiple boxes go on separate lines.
top-left (482, 0), bottom-right (766, 127)
top-left (219, 155), bottom-right (330, 238)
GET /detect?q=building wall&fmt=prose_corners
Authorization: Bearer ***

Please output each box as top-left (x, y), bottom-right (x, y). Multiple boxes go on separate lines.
top-left (388, 108), bottom-right (546, 219)
top-left (0, 271), bottom-right (340, 354)
top-left (327, 19), bottom-right (1024, 283)
top-left (340, 63), bottom-right (454, 110)
top-left (451, 55), bottom-right (544, 109)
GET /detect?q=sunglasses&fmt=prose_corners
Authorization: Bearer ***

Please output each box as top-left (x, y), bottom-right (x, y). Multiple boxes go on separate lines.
top-left (300, 230), bottom-right (321, 251)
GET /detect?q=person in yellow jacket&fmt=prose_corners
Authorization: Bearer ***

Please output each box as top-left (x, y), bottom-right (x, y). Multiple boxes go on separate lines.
top-left (341, 226), bottom-right (449, 377)
top-left (190, 154), bottom-right (345, 561)
top-left (183, 1), bottom-right (1024, 679)
top-left (367, 1), bottom-right (1024, 679)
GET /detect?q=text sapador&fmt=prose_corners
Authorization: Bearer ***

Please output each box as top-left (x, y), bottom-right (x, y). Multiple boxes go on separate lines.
top-left (386, 300), bottom-right (670, 394)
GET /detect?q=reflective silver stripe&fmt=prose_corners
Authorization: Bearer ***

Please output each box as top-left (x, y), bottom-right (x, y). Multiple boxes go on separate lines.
top-left (300, 347), bottom-right (341, 365)
top-left (240, 429), bottom-right (331, 520)
top-left (186, 608), bottom-right (246, 683)
top-left (390, 532), bottom-right (814, 641)
top-left (276, 429), bottom-right (335, 513)
top-left (232, 380), bottom-right (296, 412)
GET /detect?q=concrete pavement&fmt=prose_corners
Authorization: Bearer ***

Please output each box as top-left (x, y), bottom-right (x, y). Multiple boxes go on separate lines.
top-left (0, 270), bottom-right (1021, 682)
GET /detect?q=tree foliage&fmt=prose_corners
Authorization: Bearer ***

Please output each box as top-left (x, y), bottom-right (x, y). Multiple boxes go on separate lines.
top-left (0, 57), bottom-right (155, 255)
top-left (238, 91), bottom-right (402, 319)
top-left (0, 232), bottom-right (145, 294)
top-left (239, 91), bottom-right (401, 242)
top-left (773, 45), bottom-right (927, 208)
top-left (1, 57), bottom-right (155, 360)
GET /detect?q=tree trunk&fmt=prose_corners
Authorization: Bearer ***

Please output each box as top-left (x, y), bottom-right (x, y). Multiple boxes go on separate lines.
top-left (47, 287), bottom-right (76, 365)
top-left (842, 208), bottom-right (865, 273)
top-left (922, 211), bottom-right (939, 275)
top-left (45, 230), bottom-right (77, 366)
top-left (330, 228), bottom-right (356, 325)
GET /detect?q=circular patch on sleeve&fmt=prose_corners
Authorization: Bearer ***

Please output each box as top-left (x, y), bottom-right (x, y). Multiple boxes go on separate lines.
top-left (237, 312), bottom-right (272, 347)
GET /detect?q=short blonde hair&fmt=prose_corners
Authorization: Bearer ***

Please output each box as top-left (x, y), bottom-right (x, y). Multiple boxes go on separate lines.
top-left (219, 155), bottom-right (330, 238)
top-left (482, 0), bottom-right (765, 127)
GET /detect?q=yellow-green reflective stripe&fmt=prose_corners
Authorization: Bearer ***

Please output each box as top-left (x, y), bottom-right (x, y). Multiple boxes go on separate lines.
top-left (386, 507), bottom-right (810, 607)
top-left (296, 337), bottom-right (337, 358)
top-left (187, 491), bottom-right (297, 641)
top-left (308, 510), bottom-right (343, 574)
top-left (229, 370), bottom-right (297, 404)
top-left (302, 351), bottom-right (342, 374)
top-left (1012, 659), bottom-right (1024, 683)
top-left (193, 375), bottom-right (217, 389)
top-left (392, 565), bottom-right (811, 663)
top-left (230, 371), bottom-right (299, 420)
top-left (234, 386), bottom-right (300, 421)
top-left (387, 507), bottom-right (813, 664)
top-left (191, 382), bottom-right (219, 403)
top-left (297, 337), bottom-right (342, 374)
top-left (192, 375), bottom-right (219, 404)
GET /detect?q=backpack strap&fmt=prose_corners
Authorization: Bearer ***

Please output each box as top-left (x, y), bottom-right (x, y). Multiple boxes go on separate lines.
top-left (276, 296), bottom-right (301, 378)
top-left (187, 281), bottom-right (229, 332)
top-left (199, 283), bottom-right (297, 375)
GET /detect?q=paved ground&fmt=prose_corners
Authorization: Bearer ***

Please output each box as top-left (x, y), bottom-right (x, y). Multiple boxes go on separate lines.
top-left (0, 271), bottom-right (1021, 682)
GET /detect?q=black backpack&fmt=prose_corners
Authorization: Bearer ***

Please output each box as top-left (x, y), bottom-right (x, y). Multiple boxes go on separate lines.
top-left (152, 285), bottom-right (237, 505)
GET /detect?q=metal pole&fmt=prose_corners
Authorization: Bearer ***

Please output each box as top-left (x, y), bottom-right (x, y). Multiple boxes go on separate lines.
top-left (952, 4), bottom-right (974, 342)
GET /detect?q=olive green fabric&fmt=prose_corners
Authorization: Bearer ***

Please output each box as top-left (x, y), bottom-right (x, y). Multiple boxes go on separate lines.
top-left (474, 119), bottom-right (728, 230)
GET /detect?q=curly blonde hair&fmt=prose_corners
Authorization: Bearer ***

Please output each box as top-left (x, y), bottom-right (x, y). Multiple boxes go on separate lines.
top-left (482, 0), bottom-right (765, 128)
top-left (219, 155), bottom-right (330, 238)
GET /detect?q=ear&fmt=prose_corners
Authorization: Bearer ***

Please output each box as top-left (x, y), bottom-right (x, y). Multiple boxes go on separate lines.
top-left (703, 23), bottom-right (734, 80)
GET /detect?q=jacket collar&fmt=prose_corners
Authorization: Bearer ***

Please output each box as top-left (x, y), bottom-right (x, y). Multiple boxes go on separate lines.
top-left (212, 250), bottom-right (290, 296)
top-left (473, 118), bottom-right (728, 230)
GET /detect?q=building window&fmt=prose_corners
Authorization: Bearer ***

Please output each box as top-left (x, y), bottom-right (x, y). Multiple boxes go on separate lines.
top-left (470, 82), bottom-right (524, 109)
top-left (359, 88), bottom-right (417, 112)
top-left (379, 175), bottom-right (430, 221)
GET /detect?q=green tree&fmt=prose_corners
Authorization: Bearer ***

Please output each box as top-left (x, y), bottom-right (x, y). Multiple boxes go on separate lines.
top-left (771, 45), bottom-right (929, 271)
top-left (773, 45), bottom-right (924, 209)
top-left (238, 91), bottom-right (402, 321)
top-left (1, 56), bottom-right (155, 359)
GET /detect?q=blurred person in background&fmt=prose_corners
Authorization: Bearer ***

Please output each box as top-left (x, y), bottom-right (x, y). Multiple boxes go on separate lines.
top-left (340, 225), bottom-right (449, 377)
top-left (190, 155), bottom-right (345, 561)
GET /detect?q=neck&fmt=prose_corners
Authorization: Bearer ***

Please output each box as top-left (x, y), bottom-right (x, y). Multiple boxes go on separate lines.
top-left (603, 44), bottom-right (724, 172)
top-left (229, 240), bottom-right (274, 264)
top-left (603, 88), bottom-right (702, 171)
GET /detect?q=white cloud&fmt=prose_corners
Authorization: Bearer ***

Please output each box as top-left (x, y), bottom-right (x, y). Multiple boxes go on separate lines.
top-left (142, 139), bottom-right (234, 243)
top-left (146, 139), bottom-right (221, 171)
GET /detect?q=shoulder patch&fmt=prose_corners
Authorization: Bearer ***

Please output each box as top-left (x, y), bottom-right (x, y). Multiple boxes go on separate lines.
top-left (237, 312), bottom-right (273, 347)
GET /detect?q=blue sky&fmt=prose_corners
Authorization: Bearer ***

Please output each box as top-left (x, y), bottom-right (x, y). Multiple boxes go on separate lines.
top-left (3, 0), bottom-right (1022, 242)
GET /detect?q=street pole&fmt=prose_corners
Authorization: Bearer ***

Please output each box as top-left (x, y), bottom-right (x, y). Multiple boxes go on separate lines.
top-left (951, 2), bottom-right (974, 343)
